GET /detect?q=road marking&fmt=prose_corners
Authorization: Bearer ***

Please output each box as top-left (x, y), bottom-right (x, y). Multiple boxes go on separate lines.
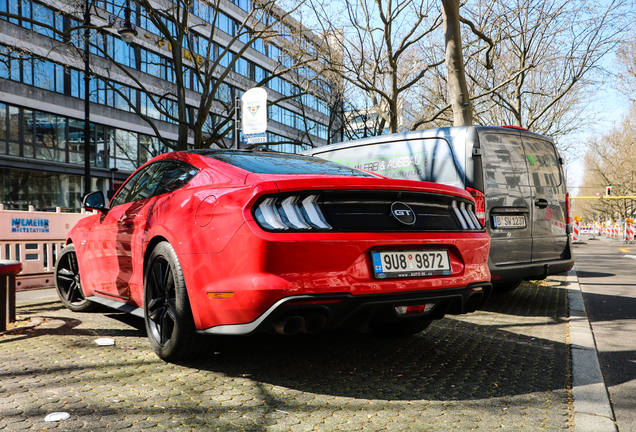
top-left (620, 248), bottom-right (632, 252)
top-left (624, 255), bottom-right (636, 260)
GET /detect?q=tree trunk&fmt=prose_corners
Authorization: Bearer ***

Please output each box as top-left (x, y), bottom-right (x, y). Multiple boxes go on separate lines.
top-left (441, 0), bottom-right (472, 126)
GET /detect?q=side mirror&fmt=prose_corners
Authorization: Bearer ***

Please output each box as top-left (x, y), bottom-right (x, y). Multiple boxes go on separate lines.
top-left (83, 191), bottom-right (107, 212)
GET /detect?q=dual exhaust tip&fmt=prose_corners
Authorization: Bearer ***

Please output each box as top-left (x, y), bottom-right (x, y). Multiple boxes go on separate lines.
top-left (274, 313), bottom-right (328, 335)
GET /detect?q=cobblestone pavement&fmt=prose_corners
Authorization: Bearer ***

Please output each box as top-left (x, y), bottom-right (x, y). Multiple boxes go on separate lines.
top-left (0, 279), bottom-right (572, 431)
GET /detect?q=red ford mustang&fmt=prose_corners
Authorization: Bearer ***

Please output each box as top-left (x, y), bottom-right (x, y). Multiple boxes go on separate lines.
top-left (55, 149), bottom-right (491, 361)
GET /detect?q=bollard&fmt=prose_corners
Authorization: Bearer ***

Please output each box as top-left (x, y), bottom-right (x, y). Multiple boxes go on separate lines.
top-left (1, 260), bottom-right (22, 332)
top-left (572, 221), bottom-right (580, 242)
top-left (627, 222), bottom-right (635, 243)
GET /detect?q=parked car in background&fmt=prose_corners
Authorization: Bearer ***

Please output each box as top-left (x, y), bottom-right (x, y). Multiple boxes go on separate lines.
top-left (304, 126), bottom-right (574, 293)
top-left (55, 149), bottom-right (491, 361)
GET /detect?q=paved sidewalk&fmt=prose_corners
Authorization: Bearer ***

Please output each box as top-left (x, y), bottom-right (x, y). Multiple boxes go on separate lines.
top-left (2, 279), bottom-right (576, 431)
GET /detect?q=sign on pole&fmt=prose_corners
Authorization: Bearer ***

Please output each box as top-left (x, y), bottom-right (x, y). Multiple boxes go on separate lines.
top-left (241, 88), bottom-right (268, 135)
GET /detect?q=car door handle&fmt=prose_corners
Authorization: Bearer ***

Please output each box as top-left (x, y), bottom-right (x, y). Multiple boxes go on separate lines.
top-left (534, 199), bottom-right (548, 209)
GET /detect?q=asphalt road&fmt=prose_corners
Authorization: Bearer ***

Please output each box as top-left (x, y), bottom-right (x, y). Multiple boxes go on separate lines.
top-left (573, 236), bottom-right (636, 432)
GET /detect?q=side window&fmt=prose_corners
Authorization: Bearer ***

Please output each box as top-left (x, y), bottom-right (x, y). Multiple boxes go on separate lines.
top-left (154, 161), bottom-right (199, 196)
top-left (481, 133), bottom-right (530, 187)
top-left (522, 137), bottom-right (563, 189)
top-left (126, 163), bottom-right (164, 202)
top-left (109, 163), bottom-right (161, 207)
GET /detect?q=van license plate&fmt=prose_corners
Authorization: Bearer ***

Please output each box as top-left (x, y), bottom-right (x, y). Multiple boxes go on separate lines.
top-left (493, 215), bottom-right (526, 228)
top-left (372, 250), bottom-right (451, 279)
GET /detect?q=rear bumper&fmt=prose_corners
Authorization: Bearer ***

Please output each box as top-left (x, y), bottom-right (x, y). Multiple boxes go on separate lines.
top-left (181, 223), bottom-right (491, 330)
top-left (196, 282), bottom-right (492, 335)
top-left (489, 252), bottom-right (574, 283)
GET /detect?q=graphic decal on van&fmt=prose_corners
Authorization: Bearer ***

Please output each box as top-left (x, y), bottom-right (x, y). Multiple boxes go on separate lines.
top-left (320, 139), bottom-right (463, 187)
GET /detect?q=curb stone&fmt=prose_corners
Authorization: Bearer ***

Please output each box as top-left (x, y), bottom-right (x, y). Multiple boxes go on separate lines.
top-left (567, 269), bottom-right (617, 432)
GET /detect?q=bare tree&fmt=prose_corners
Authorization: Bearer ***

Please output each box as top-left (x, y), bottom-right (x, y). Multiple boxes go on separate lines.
top-left (468, 0), bottom-right (626, 142)
top-left (614, 30), bottom-right (636, 101)
top-left (0, 0), bottom-right (338, 152)
top-left (577, 103), bottom-right (636, 220)
top-left (441, 0), bottom-right (472, 126)
top-left (304, 0), bottom-right (444, 135)
top-left (411, 0), bottom-right (628, 144)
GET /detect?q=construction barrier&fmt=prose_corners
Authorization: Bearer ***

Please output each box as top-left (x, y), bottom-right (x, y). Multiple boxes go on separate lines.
top-left (627, 223), bottom-right (634, 242)
top-left (572, 221), bottom-right (580, 242)
top-left (1, 205), bottom-right (92, 291)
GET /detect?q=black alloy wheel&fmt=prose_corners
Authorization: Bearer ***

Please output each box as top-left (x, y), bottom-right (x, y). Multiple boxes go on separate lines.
top-left (54, 244), bottom-right (97, 312)
top-left (144, 241), bottom-right (205, 361)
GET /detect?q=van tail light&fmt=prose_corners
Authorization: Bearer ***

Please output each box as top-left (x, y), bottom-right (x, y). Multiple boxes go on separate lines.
top-left (566, 192), bottom-right (571, 225)
top-left (466, 187), bottom-right (486, 226)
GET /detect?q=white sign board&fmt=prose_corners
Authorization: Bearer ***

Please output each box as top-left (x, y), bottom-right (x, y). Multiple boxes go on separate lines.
top-left (241, 88), bottom-right (268, 135)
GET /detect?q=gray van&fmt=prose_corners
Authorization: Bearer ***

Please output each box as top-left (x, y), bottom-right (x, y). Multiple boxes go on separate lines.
top-left (303, 126), bottom-right (574, 293)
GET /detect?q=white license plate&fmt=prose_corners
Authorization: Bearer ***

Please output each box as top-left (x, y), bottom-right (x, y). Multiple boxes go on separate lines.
top-left (493, 215), bottom-right (526, 228)
top-left (372, 250), bottom-right (451, 279)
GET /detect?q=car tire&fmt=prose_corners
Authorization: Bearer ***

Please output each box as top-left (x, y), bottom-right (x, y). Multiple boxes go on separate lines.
top-left (492, 279), bottom-right (522, 295)
top-left (369, 318), bottom-right (433, 337)
top-left (54, 244), bottom-right (97, 312)
top-left (144, 241), bottom-right (205, 361)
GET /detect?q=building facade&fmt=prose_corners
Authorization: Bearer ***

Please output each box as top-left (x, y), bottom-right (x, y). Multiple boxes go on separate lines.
top-left (0, 0), bottom-right (337, 212)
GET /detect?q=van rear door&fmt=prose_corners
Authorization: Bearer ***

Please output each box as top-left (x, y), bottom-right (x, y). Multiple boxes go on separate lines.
top-left (479, 131), bottom-right (533, 266)
top-left (521, 135), bottom-right (568, 262)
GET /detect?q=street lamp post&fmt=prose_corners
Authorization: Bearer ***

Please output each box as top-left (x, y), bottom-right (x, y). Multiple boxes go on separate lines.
top-left (118, 0), bottom-right (137, 44)
top-left (83, 0), bottom-right (137, 197)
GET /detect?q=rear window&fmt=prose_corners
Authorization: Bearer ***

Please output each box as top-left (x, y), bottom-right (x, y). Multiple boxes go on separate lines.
top-left (311, 138), bottom-right (463, 187)
top-left (522, 136), bottom-right (563, 189)
top-left (481, 133), bottom-right (530, 187)
top-left (190, 150), bottom-right (375, 177)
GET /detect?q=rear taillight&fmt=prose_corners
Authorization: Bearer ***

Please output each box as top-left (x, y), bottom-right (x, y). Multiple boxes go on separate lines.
top-left (466, 187), bottom-right (486, 226)
top-left (254, 194), bottom-right (333, 231)
top-left (451, 199), bottom-right (483, 230)
top-left (566, 192), bottom-right (570, 225)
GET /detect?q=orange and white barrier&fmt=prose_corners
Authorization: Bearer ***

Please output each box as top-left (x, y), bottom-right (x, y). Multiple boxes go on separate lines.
top-left (627, 223), bottom-right (634, 242)
top-left (572, 221), bottom-right (580, 242)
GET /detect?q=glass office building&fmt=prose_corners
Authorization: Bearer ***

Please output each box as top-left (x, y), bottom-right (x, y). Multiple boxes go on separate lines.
top-left (0, 0), bottom-right (337, 212)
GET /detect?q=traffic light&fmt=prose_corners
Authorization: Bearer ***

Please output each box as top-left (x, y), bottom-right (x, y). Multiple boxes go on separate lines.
top-left (606, 186), bottom-right (612, 196)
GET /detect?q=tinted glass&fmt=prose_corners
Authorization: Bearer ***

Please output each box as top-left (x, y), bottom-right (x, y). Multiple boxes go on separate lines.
top-left (110, 163), bottom-right (158, 207)
top-left (127, 163), bottom-right (163, 202)
top-left (481, 133), bottom-right (530, 187)
top-left (522, 136), bottom-right (563, 189)
top-left (313, 138), bottom-right (462, 187)
top-left (154, 161), bottom-right (199, 196)
top-left (192, 150), bottom-right (374, 177)
top-left (110, 160), bottom-right (198, 207)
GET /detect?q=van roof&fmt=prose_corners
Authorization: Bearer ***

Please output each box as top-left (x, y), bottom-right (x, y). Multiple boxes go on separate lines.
top-left (303, 126), bottom-right (553, 155)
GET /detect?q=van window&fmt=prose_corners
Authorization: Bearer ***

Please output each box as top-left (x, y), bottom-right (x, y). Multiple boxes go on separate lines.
top-left (315, 138), bottom-right (462, 187)
top-left (481, 133), bottom-right (530, 187)
top-left (522, 136), bottom-right (563, 189)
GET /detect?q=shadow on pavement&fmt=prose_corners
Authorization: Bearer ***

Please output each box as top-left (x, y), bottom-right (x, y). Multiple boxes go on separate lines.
top-left (576, 271), bottom-right (616, 278)
top-left (3, 283), bottom-right (572, 404)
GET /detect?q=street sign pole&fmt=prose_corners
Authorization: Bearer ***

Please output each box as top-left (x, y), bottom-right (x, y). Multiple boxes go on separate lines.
top-left (234, 96), bottom-right (241, 149)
